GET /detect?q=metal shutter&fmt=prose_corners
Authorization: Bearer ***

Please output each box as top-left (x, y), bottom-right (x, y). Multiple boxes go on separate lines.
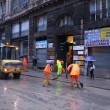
top-left (92, 47), bottom-right (110, 69)
top-left (36, 49), bottom-right (47, 68)
top-left (92, 47), bottom-right (110, 78)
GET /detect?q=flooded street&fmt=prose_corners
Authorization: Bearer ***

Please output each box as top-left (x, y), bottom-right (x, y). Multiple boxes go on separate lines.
top-left (0, 75), bottom-right (110, 110)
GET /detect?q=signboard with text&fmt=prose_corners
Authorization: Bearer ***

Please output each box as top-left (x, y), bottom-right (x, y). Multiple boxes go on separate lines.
top-left (85, 28), bottom-right (110, 47)
top-left (35, 40), bottom-right (47, 48)
top-left (73, 45), bottom-right (84, 50)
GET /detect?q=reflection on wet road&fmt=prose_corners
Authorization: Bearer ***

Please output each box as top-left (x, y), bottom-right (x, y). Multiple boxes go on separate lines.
top-left (0, 75), bottom-right (110, 110)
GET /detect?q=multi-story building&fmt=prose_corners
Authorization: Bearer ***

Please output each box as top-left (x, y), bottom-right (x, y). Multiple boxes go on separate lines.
top-left (84, 0), bottom-right (110, 78)
top-left (0, 0), bottom-right (110, 78)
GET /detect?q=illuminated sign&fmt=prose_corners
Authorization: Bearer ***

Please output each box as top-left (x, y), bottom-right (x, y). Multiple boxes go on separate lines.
top-left (73, 45), bottom-right (84, 50)
top-left (35, 40), bottom-right (47, 48)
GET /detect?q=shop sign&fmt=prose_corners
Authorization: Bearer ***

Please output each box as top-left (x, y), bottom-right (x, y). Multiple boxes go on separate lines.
top-left (46, 60), bottom-right (54, 63)
top-left (73, 56), bottom-right (78, 60)
top-left (35, 40), bottom-right (47, 48)
top-left (48, 43), bottom-right (53, 48)
top-left (78, 51), bottom-right (84, 55)
top-left (78, 56), bottom-right (84, 60)
top-left (85, 39), bottom-right (110, 47)
top-left (73, 45), bottom-right (84, 50)
top-left (101, 28), bottom-right (110, 38)
top-left (85, 29), bottom-right (110, 47)
top-left (49, 56), bottom-right (55, 59)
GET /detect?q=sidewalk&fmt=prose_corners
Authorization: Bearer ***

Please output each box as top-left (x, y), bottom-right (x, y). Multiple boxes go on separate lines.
top-left (21, 69), bottom-right (110, 90)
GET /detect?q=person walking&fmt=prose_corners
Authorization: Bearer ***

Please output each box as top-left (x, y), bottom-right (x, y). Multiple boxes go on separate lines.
top-left (32, 58), bottom-right (37, 71)
top-left (23, 57), bottom-right (28, 72)
top-left (67, 61), bottom-right (80, 90)
top-left (89, 61), bottom-right (95, 79)
top-left (43, 62), bottom-right (53, 87)
top-left (56, 60), bottom-right (62, 77)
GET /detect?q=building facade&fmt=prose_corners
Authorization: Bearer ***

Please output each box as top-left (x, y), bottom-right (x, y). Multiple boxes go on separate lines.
top-left (0, 0), bottom-right (110, 78)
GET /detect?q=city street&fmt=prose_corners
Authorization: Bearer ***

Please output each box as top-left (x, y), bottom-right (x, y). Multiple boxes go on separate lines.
top-left (0, 70), bottom-right (110, 110)
top-left (1, 0), bottom-right (110, 110)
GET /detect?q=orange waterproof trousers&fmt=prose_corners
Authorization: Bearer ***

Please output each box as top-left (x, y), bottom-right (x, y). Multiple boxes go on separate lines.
top-left (44, 72), bottom-right (50, 81)
top-left (70, 75), bottom-right (78, 85)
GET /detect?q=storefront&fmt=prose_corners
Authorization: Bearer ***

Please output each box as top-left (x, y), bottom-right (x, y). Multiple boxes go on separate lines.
top-left (84, 28), bottom-right (110, 78)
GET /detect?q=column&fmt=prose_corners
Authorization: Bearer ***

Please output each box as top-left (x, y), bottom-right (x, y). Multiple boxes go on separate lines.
top-left (5, 0), bottom-right (11, 18)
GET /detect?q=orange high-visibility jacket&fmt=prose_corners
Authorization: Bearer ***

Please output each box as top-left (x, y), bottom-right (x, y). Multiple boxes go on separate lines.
top-left (44, 64), bottom-right (52, 74)
top-left (67, 64), bottom-right (80, 76)
top-left (23, 58), bottom-right (28, 66)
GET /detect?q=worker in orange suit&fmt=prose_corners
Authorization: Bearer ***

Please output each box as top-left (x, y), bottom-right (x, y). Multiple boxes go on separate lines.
top-left (67, 61), bottom-right (80, 90)
top-left (43, 62), bottom-right (53, 87)
top-left (23, 57), bottom-right (28, 72)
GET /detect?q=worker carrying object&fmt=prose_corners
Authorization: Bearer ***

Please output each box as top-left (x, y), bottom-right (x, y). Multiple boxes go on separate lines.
top-left (43, 62), bottom-right (53, 87)
top-left (67, 61), bottom-right (80, 90)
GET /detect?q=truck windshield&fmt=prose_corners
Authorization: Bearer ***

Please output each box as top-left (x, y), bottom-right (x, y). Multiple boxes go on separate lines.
top-left (2, 47), bottom-right (16, 60)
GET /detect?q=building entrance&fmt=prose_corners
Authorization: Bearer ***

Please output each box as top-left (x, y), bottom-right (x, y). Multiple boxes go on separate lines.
top-left (57, 35), bottom-right (73, 67)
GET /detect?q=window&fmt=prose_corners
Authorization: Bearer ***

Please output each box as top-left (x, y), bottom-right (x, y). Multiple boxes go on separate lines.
top-left (12, 24), bottom-right (20, 38)
top-left (12, 0), bottom-right (19, 12)
top-left (0, 1), bottom-right (6, 19)
top-left (106, 0), bottom-right (110, 18)
top-left (22, 0), bottom-right (29, 8)
top-left (37, 16), bottom-right (47, 31)
top-left (90, 0), bottom-right (102, 21)
top-left (59, 16), bottom-right (73, 27)
top-left (21, 21), bottom-right (29, 36)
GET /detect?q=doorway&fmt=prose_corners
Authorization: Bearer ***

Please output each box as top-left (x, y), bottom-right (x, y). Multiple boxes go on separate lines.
top-left (57, 35), bottom-right (73, 67)
top-left (67, 36), bottom-right (73, 65)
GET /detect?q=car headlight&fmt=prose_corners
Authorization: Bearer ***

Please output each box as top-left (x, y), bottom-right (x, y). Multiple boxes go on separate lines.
top-left (4, 69), bottom-right (8, 72)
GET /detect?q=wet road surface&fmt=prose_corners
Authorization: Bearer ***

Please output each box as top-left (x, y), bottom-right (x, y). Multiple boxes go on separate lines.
top-left (0, 75), bottom-right (110, 110)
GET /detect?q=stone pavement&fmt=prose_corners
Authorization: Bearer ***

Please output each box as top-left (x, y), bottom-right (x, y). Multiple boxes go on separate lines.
top-left (21, 69), bottom-right (110, 90)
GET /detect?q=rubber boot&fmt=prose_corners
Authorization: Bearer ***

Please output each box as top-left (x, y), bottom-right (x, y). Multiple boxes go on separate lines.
top-left (77, 84), bottom-right (79, 88)
top-left (43, 80), bottom-right (48, 87)
top-left (48, 80), bottom-right (52, 85)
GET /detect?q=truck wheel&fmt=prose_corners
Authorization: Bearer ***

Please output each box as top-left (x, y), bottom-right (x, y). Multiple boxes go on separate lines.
top-left (13, 73), bottom-right (21, 79)
top-left (0, 72), bottom-right (9, 79)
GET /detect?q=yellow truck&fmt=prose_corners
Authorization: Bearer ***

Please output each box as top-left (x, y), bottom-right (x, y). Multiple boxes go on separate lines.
top-left (0, 44), bottom-right (23, 79)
